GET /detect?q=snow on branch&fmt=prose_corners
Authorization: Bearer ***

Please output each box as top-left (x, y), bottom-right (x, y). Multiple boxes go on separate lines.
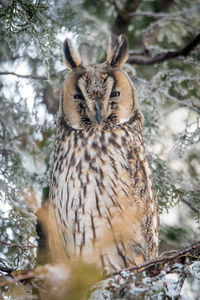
top-left (128, 33), bottom-right (200, 65)
top-left (0, 69), bottom-right (66, 80)
top-left (181, 196), bottom-right (199, 214)
top-left (0, 71), bottom-right (47, 80)
top-left (110, 240), bottom-right (200, 277)
top-left (0, 240), bottom-right (36, 250)
top-left (0, 260), bottom-right (13, 275)
top-left (130, 6), bottom-right (200, 18)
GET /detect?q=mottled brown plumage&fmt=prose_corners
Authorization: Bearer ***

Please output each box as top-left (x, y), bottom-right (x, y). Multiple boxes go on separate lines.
top-left (50, 35), bottom-right (159, 271)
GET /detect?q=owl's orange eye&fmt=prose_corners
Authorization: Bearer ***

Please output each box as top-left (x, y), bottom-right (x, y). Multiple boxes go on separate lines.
top-left (74, 94), bottom-right (84, 100)
top-left (110, 91), bottom-right (120, 98)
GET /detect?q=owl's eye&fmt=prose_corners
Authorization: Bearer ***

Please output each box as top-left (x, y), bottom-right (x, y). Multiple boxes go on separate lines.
top-left (110, 91), bottom-right (120, 98)
top-left (74, 93), bottom-right (84, 100)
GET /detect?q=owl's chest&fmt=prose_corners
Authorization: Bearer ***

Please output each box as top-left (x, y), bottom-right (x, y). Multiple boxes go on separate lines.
top-left (51, 126), bottom-right (157, 263)
top-left (51, 128), bottom-right (141, 258)
top-left (52, 129), bottom-right (136, 213)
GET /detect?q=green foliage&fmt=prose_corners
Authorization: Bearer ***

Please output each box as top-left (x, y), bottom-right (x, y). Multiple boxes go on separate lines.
top-left (149, 155), bottom-right (181, 212)
top-left (0, 0), bottom-right (52, 55)
top-left (0, 204), bottom-right (37, 270)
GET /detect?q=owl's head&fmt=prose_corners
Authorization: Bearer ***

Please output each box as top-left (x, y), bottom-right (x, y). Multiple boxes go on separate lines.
top-left (61, 35), bottom-right (141, 130)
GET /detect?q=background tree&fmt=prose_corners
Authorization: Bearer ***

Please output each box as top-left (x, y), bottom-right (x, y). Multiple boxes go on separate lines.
top-left (0, 0), bottom-right (200, 299)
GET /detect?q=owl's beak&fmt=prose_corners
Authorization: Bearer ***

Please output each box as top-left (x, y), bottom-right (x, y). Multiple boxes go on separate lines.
top-left (94, 98), bottom-right (101, 124)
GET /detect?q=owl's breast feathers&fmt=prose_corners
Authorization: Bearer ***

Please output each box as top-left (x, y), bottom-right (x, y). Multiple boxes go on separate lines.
top-left (51, 117), bottom-right (159, 270)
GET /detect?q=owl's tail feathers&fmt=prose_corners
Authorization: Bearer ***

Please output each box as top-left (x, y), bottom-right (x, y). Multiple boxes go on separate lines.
top-left (36, 205), bottom-right (67, 265)
top-left (48, 205), bottom-right (69, 263)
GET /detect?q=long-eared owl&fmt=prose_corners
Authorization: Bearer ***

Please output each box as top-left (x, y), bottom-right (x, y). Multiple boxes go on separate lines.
top-left (50, 35), bottom-right (159, 271)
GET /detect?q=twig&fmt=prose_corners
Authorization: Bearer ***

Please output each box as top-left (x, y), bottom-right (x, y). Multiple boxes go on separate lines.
top-left (0, 259), bottom-right (14, 274)
top-left (107, 0), bottom-right (121, 14)
top-left (128, 32), bottom-right (200, 65)
top-left (129, 49), bottom-right (150, 56)
top-left (0, 71), bottom-right (47, 80)
top-left (144, 16), bottom-right (199, 33)
top-left (0, 270), bottom-right (34, 287)
top-left (159, 90), bottom-right (200, 114)
top-left (0, 265), bottom-right (14, 274)
top-left (112, 0), bottom-right (143, 35)
top-left (173, 0), bottom-right (194, 27)
top-left (110, 240), bottom-right (200, 277)
top-left (130, 6), bottom-right (200, 18)
top-left (0, 240), bottom-right (36, 250)
top-left (0, 69), bottom-right (66, 80)
top-left (181, 197), bottom-right (199, 214)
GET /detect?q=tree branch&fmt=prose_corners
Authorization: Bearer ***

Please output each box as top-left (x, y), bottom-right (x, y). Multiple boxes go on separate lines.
top-left (181, 197), bottom-right (199, 214)
top-left (0, 270), bottom-right (34, 287)
top-left (0, 259), bottom-right (13, 274)
top-left (110, 240), bottom-right (200, 277)
top-left (0, 69), bottom-right (66, 80)
top-left (0, 265), bottom-right (13, 274)
top-left (0, 71), bottom-right (47, 80)
top-left (112, 0), bottom-right (143, 35)
top-left (130, 6), bottom-right (200, 18)
top-left (128, 33), bottom-right (200, 65)
top-left (0, 240), bottom-right (36, 250)
top-left (107, 0), bottom-right (121, 15)
top-left (159, 89), bottom-right (200, 114)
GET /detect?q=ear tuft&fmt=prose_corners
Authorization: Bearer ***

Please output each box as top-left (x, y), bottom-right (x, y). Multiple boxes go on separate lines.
top-left (63, 38), bottom-right (81, 70)
top-left (107, 34), bottom-right (129, 67)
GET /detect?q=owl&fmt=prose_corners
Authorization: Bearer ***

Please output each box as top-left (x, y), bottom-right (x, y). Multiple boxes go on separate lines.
top-left (50, 35), bottom-right (159, 271)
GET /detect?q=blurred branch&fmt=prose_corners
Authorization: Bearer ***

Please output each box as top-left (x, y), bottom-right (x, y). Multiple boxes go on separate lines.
top-left (111, 0), bottom-right (143, 35)
top-left (0, 269), bottom-right (34, 287)
top-left (128, 32), bottom-right (200, 65)
top-left (0, 69), bottom-right (66, 80)
top-left (0, 259), bottom-right (13, 274)
top-left (181, 197), bottom-right (199, 214)
top-left (158, 89), bottom-right (200, 114)
top-left (110, 240), bottom-right (200, 277)
top-left (0, 266), bottom-right (13, 274)
top-left (130, 6), bottom-right (200, 18)
top-left (0, 240), bottom-right (36, 250)
top-left (142, 14), bottom-right (200, 34)
top-left (107, 0), bottom-right (121, 14)
top-left (173, 0), bottom-right (196, 27)
top-left (142, 10), bottom-right (199, 48)
top-left (0, 71), bottom-right (47, 80)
